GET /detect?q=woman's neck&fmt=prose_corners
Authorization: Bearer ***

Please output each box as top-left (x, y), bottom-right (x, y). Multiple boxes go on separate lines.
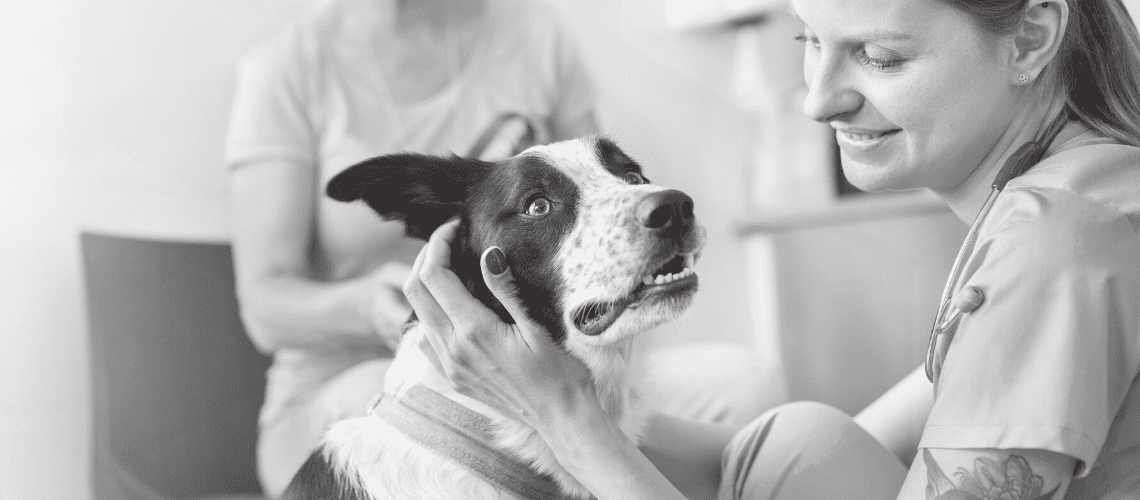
top-left (935, 95), bottom-right (1069, 222)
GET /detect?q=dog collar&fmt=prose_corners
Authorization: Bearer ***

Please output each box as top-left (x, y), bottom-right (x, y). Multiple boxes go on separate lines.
top-left (370, 385), bottom-right (573, 500)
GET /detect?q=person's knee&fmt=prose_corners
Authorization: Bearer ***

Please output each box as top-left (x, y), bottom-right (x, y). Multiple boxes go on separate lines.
top-left (725, 401), bottom-right (853, 461)
top-left (720, 401), bottom-right (905, 500)
top-left (767, 400), bottom-right (851, 430)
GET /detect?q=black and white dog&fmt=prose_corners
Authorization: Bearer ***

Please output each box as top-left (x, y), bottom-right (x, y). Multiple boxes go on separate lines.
top-left (281, 137), bottom-right (704, 500)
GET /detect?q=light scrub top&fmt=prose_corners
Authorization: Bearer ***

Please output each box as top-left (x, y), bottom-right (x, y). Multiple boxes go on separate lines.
top-left (224, 0), bottom-right (596, 427)
top-left (922, 122), bottom-right (1140, 498)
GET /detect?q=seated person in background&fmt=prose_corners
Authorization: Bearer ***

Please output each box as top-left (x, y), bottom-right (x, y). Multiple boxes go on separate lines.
top-left (224, 0), bottom-right (598, 494)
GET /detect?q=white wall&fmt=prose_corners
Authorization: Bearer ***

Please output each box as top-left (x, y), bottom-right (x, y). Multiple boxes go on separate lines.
top-left (0, 2), bottom-right (306, 498)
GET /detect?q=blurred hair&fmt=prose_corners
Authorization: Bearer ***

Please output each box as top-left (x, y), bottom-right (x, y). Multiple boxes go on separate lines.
top-left (940, 0), bottom-right (1140, 146)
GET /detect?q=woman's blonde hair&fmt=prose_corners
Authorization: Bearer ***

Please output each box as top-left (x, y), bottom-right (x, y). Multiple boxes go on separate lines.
top-left (941, 0), bottom-right (1140, 146)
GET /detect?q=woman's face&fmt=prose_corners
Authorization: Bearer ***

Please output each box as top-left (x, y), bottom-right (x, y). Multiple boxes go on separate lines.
top-left (791, 0), bottom-right (1020, 192)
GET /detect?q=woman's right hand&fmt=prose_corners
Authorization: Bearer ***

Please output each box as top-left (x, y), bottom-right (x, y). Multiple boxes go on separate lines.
top-left (402, 220), bottom-right (597, 431)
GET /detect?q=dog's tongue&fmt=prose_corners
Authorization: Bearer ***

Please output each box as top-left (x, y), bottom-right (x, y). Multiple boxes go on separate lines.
top-left (571, 299), bottom-right (630, 336)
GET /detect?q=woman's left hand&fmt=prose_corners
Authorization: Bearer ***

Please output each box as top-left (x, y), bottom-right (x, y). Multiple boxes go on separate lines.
top-left (402, 220), bottom-right (596, 432)
top-left (404, 221), bottom-right (691, 500)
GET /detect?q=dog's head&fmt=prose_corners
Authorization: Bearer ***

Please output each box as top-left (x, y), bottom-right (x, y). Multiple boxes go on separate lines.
top-left (327, 137), bottom-right (705, 349)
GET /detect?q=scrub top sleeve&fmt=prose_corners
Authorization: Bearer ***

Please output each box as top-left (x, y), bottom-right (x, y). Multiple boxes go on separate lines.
top-left (921, 187), bottom-right (1140, 478)
top-left (225, 38), bottom-right (317, 171)
top-left (547, 14), bottom-right (598, 139)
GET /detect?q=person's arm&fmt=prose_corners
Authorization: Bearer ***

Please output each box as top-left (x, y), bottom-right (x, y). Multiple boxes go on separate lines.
top-left (225, 47), bottom-right (410, 353)
top-left (228, 161), bottom-right (410, 353)
top-left (897, 447), bottom-right (1075, 500)
top-left (403, 221), bottom-right (689, 500)
top-left (854, 365), bottom-right (934, 467)
top-left (639, 412), bottom-right (741, 500)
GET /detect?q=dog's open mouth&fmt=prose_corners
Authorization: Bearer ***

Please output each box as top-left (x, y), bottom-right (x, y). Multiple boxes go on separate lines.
top-left (571, 252), bottom-right (698, 336)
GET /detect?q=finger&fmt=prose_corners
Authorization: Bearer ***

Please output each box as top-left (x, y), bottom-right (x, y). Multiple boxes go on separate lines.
top-left (405, 240), bottom-right (451, 336)
top-left (479, 246), bottom-right (552, 351)
top-left (418, 220), bottom-right (497, 323)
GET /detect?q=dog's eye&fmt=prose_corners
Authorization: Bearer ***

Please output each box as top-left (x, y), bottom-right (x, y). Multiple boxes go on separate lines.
top-left (623, 171), bottom-right (646, 185)
top-left (525, 197), bottom-right (552, 216)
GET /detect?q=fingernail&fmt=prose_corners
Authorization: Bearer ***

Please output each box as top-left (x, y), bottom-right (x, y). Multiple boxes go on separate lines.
top-left (486, 247), bottom-right (508, 275)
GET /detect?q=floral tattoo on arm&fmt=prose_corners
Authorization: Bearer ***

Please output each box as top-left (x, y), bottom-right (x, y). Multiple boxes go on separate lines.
top-left (923, 449), bottom-right (1060, 500)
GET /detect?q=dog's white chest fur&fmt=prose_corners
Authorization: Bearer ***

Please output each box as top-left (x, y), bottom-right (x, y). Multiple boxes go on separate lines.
top-left (319, 327), bottom-right (644, 500)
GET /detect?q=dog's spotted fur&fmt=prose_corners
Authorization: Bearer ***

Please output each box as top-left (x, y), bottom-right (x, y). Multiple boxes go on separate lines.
top-left (281, 137), bottom-right (705, 500)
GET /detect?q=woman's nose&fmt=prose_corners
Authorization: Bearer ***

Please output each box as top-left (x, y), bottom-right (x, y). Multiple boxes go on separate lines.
top-left (802, 57), bottom-right (862, 123)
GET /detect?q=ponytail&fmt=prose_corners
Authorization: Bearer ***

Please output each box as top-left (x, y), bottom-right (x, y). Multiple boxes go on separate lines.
top-left (941, 0), bottom-right (1140, 146)
top-left (1057, 0), bottom-right (1140, 146)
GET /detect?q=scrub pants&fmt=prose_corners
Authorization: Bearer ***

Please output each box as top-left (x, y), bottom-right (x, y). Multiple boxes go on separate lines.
top-left (719, 401), bottom-right (908, 500)
top-left (256, 343), bottom-right (780, 498)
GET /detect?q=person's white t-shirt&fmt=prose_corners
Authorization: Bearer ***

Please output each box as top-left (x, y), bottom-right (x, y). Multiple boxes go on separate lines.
top-left (922, 123), bottom-right (1140, 498)
top-left (225, 0), bottom-right (597, 427)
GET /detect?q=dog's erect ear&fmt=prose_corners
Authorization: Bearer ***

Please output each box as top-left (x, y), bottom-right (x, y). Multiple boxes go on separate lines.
top-left (326, 153), bottom-right (492, 240)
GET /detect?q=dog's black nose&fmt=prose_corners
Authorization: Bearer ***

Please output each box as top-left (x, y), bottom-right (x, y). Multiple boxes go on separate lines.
top-left (637, 189), bottom-right (695, 230)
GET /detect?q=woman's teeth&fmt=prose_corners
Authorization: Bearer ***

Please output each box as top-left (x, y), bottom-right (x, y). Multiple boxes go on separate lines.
top-left (642, 267), bottom-right (695, 286)
top-left (842, 130), bottom-right (894, 141)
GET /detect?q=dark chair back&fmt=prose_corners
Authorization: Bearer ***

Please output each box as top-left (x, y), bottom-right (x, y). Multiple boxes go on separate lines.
top-left (81, 232), bottom-right (270, 500)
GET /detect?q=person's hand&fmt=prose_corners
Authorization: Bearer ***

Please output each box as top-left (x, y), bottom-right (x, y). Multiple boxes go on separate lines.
top-left (402, 220), bottom-right (596, 432)
top-left (369, 261), bottom-right (413, 351)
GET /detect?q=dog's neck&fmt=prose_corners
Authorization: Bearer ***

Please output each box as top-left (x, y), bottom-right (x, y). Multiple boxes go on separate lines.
top-left (385, 326), bottom-right (640, 433)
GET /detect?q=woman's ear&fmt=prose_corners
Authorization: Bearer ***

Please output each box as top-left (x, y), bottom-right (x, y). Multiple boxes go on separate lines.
top-left (1012, 0), bottom-right (1069, 85)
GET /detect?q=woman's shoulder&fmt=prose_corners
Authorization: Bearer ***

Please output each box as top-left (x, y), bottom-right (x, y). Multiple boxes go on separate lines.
top-left (1007, 125), bottom-right (1140, 236)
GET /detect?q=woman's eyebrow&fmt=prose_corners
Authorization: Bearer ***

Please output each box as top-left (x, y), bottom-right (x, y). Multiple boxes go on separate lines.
top-left (845, 29), bottom-right (915, 42)
top-left (785, 7), bottom-right (914, 44)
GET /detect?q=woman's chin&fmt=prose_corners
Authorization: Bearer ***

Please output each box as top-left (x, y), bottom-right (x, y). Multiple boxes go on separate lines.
top-left (839, 158), bottom-right (919, 193)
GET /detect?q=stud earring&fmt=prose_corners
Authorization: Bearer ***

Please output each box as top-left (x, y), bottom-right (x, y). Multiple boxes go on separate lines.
top-left (1019, 73), bottom-right (1031, 83)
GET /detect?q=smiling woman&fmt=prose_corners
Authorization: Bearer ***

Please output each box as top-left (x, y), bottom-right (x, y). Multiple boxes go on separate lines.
top-left (793, 0), bottom-right (1035, 194)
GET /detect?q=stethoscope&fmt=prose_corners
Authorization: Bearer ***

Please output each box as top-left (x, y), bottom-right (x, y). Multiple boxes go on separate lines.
top-left (925, 111), bottom-right (1071, 384)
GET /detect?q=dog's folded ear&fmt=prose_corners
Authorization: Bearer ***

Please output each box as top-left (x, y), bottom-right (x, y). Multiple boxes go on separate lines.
top-left (327, 153), bottom-right (492, 240)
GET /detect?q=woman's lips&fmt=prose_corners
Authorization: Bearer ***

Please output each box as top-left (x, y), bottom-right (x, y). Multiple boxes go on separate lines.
top-left (835, 128), bottom-right (901, 152)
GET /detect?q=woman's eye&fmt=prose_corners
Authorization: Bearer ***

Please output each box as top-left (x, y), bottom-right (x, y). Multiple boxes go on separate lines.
top-left (623, 172), bottom-right (645, 185)
top-left (857, 47), bottom-right (905, 72)
top-left (525, 197), bottom-right (552, 216)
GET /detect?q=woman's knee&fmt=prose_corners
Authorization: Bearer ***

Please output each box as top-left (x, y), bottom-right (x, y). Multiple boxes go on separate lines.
top-left (720, 401), bottom-right (906, 500)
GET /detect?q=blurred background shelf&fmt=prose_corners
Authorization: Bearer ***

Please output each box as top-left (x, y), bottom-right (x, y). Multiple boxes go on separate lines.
top-left (736, 190), bottom-right (949, 234)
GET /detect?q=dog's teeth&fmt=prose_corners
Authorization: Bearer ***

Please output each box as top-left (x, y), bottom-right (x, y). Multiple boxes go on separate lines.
top-left (684, 254), bottom-right (695, 268)
top-left (643, 275), bottom-right (654, 285)
top-left (654, 275), bottom-right (665, 285)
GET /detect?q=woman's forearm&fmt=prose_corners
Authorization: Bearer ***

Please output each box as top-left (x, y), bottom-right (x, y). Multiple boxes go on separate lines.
top-left (229, 160), bottom-right (390, 353)
top-left (238, 271), bottom-right (382, 352)
top-left (538, 401), bottom-right (689, 500)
